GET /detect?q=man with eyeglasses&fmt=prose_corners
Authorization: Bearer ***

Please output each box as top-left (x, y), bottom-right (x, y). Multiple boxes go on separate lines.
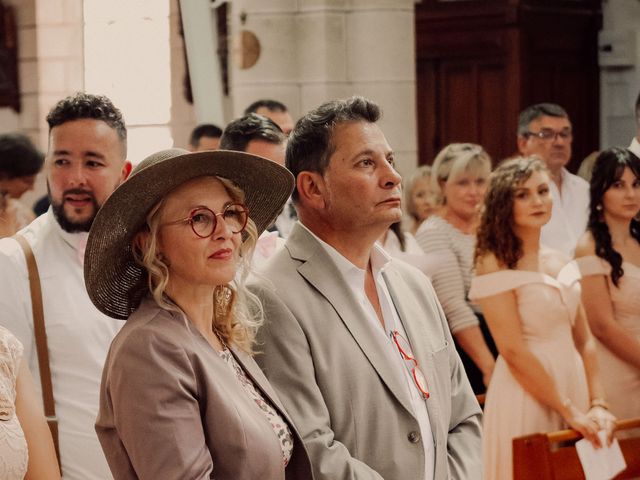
top-left (250, 96), bottom-right (481, 480)
top-left (517, 102), bottom-right (590, 256)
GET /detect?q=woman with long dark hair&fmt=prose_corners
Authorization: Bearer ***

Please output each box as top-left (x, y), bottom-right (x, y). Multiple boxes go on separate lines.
top-left (575, 147), bottom-right (640, 421)
top-left (471, 156), bottom-right (615, 479)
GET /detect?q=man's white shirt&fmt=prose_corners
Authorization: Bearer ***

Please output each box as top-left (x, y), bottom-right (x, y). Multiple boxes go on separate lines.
top-left (273, 197), bottom-right (297, 238)
top-left (0, 210), bottom-right (121, 480)
top-left (629, 136), bottom-right (640, 157)
top-left (541, 168), bottom-right (590, 257)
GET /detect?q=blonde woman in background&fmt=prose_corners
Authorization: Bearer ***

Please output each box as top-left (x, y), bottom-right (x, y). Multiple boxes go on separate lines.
top-left (415, 143), bottom-right (497, 394)
top-left (380, 165), bottom-right (441, 278)
top-left (403, 164), bottom-right (436, 235)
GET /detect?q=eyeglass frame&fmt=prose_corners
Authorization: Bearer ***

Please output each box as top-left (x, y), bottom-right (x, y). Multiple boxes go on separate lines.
top-left (390, 330), bottom-right (430, 400)
top-left (161, 203), bottom-right (250, 238)
top-left (523, 128), bottom-right (573, 142)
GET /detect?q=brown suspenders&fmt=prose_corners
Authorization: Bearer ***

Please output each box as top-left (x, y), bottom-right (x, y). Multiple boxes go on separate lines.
top-left (13, 234), bottom-right (61, 463)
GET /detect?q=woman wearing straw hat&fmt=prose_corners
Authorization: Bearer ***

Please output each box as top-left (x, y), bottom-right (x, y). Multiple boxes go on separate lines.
top-left (84, 148), bottom-right (313, 480)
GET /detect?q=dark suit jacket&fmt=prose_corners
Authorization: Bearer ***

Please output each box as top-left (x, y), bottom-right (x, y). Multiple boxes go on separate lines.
top-left (251, 224), bottom-right (482, 479)
top-left (96, 297), bottom-right (313, 480)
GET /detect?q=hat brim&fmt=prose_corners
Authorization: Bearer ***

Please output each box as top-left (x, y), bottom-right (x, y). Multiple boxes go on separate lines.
top-left (84, 148), bottom-right (294, 320)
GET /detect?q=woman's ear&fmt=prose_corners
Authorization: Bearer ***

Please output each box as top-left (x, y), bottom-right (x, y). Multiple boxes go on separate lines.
top-left (132, 228), bottom-right (152, 259)
top-left (296, 171), bottom-right (327, 210)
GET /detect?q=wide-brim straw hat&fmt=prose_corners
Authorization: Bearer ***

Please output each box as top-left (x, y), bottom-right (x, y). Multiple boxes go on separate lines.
top-left (85, 148), bottom-right (294, 320)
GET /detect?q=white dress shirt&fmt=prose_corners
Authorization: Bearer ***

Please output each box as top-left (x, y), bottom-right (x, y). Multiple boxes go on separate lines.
top-left (273, 198), bottom-right (297, 238)
top-left (380, 229), bottom-right (445, 280)
top-left (629, 136), bottom-right (640, 157)
top-left (0, 210), bottom-right (121, 480)
top-left (541, 168), bottom-right (590, 257)
top-left (303, 224), bottom-right (436, 480)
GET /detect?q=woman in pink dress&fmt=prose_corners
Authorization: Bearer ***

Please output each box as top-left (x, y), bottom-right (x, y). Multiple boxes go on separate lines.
top-left (470, 156), bottom-right (615, 479)
top-left (575, 147), bottom-right (640, 421)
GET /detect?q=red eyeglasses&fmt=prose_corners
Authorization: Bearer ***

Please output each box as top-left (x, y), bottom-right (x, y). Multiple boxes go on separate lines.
top-left (163, 204), bottom-right (249, 238)
top-left (391, 330), bottom-right (430, 400)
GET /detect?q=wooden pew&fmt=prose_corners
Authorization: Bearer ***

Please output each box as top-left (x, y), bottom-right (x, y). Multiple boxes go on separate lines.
top-left (513, 418), bottom-right (640, 479)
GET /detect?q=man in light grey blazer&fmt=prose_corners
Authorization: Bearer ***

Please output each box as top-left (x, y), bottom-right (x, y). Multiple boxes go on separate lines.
top-left (251, 96), bottom-right (482, 479)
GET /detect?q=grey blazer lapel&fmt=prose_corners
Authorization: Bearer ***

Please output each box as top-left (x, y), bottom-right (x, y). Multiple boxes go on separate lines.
top-left (289, 225), bottom-right (415, 416)
top-left (383, 267), bottom-right (444, 432)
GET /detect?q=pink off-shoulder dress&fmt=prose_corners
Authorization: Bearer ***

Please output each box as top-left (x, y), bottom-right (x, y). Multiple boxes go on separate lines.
top-left (469, 262), bottom-right (589, 480)
top-left (575, 255), bottom-right (640, 421)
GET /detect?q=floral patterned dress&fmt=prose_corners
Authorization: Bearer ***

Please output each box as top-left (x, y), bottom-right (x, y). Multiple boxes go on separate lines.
top-left (218, 347), bottom-right (294, 466)
top-left (0, 326), bottom-right (28, 479)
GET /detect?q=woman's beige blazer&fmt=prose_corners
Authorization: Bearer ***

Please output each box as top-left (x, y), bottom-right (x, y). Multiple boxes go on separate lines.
top-left (95, 297), bottom-right (313, 480)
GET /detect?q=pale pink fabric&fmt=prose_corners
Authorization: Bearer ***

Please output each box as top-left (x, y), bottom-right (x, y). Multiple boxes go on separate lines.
top-left (469, 263), bottom-right (589, 480)
top-left (576, 255), bottom-right (640, 421)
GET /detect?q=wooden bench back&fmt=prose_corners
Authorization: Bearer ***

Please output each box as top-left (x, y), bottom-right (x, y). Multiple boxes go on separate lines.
top-left (513, 418), bottom-right (640, 480)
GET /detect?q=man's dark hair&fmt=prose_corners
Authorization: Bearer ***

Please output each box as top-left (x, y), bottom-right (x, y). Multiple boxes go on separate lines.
top-left (189, 123), bottom-right (223, 148)
top-left (635, 91), bottom-right (640, 126)
top-left (46, 92), bottom-right (127, 155)
top-left (517, 103), bottom-right (569, 137)
top-left (0, 133), bottom-right (44, 179)
top-left (286, 96), bottom-right (381, 201)
top-left (244, 99), bottom-right (288, 115)
top-left (219, 113), bottom-right (285, 152)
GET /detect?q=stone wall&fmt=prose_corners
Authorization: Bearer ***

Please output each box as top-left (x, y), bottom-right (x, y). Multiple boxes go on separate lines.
top-left (228, 0), bottom-right (418, 176)
top-left (599, 0), bottom-right (640, 149)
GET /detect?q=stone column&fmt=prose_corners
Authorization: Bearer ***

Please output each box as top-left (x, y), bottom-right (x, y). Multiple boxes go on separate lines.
top-left (599, 0), bottom-right (640, 149)
top-left (229, 0), bottom-right (418, 176)
top-left (11, 0), bottom-right (84, 207)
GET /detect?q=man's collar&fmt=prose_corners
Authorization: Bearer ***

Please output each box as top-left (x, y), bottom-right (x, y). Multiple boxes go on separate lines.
top-left (298, 222), bottom-right (391, 276)
top-left (49, 208), bottom-right (90, 252)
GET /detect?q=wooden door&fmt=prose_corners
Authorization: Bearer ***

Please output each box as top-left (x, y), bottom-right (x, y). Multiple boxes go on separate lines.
top-left (415, 0), bottom-right (602, 170)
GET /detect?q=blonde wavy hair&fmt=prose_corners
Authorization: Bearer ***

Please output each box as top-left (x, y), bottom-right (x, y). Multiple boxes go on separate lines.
top-left (431, 143), bottom-right (492, 205)
top-left (132, 176), bottom-right (263, 353)
top-left (403, 164), bottom-right (433, 222)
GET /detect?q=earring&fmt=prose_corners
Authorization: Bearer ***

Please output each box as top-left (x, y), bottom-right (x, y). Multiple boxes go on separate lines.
top-left (596, 204), bottom-right (603, 211)
top-left (214, 285), bottom-right (232, 319)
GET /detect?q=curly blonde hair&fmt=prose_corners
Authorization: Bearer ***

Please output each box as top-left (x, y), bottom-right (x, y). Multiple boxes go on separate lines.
top-left (475, 156), bottom-right (548, 269)
top-left (132, 176), bottom-right (263, 353)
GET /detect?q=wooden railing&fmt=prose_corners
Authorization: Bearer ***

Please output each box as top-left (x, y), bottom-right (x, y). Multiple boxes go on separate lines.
top-left (513, 418), bottom-right (640, 479)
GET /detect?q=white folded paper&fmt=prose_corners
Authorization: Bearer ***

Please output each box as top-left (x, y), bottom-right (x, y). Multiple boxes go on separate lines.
top-left (575, 430), bottom-right (626, 480)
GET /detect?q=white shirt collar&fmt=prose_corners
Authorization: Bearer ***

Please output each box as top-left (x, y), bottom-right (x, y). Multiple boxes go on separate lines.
top-left (46, 209), bottom-right (90, 266)
top-left (299, 223), bottom-right (392, 280)
top-left (629, 136), bottom-right (640, 157)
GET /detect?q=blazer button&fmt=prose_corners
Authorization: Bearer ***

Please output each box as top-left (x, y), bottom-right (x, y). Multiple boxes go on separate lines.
top-left (408, 431), bottom-right (421, 444)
